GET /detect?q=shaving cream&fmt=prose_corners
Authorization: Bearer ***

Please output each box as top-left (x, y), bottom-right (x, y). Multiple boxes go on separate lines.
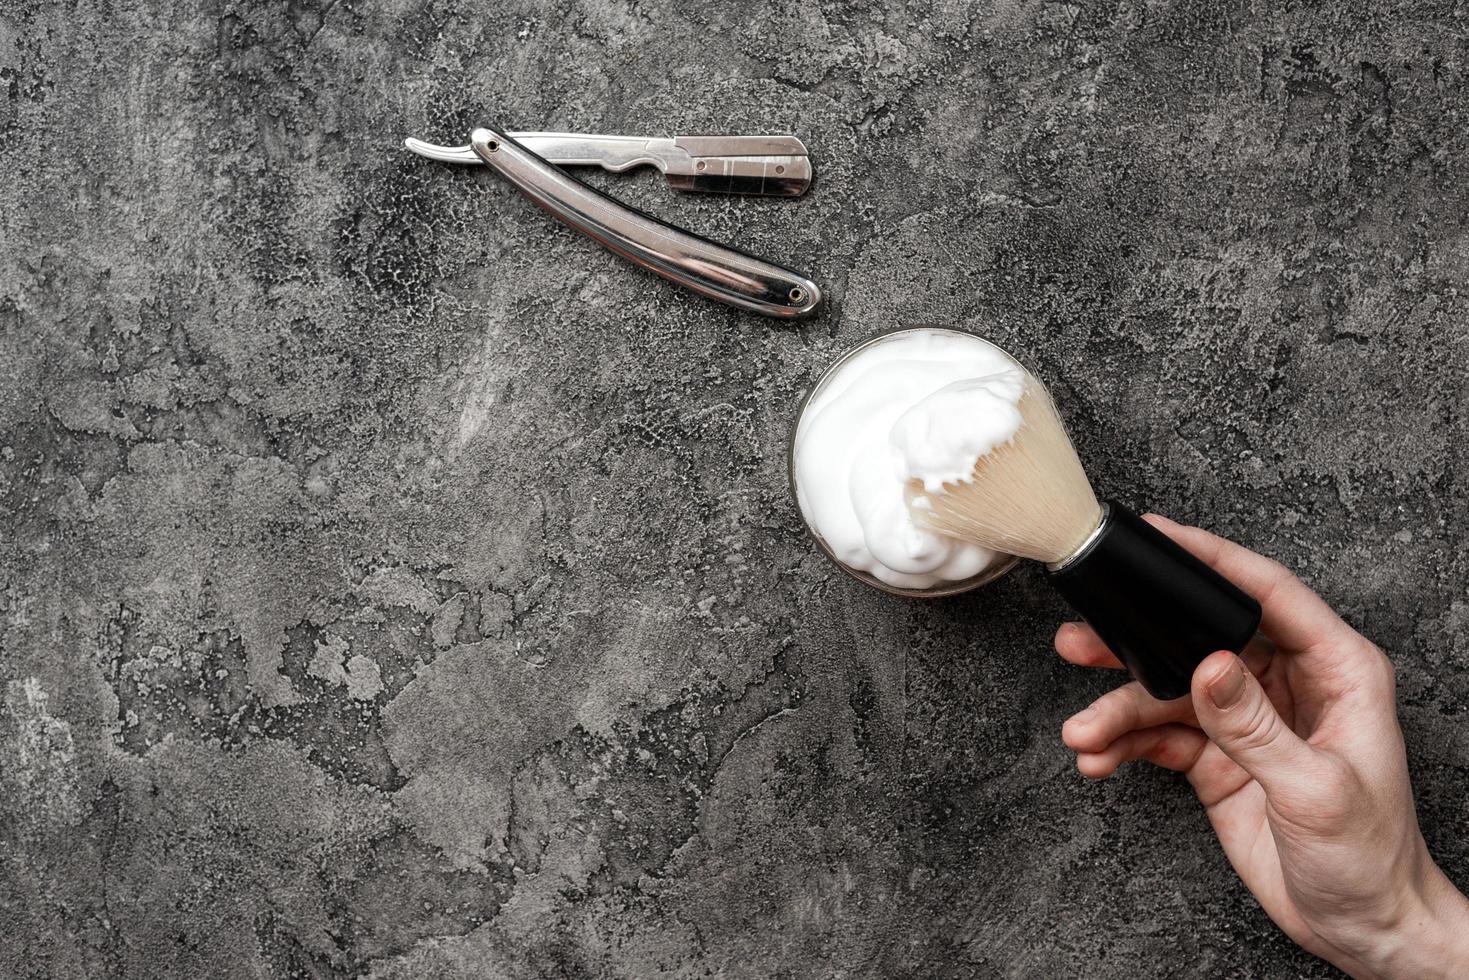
top-left (793, 329), bottom-right (1027, 591)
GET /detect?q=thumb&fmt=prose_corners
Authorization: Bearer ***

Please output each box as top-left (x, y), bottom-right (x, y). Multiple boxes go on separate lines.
top-left (1191, 651), bottom-right (1317, 793)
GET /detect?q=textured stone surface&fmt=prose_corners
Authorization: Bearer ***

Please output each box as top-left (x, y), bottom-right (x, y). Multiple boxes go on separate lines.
top-left (4, 0), bottom-right (1469, 976)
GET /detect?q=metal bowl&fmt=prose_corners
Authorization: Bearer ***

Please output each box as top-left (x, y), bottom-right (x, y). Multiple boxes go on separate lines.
top-left (788, 326), bottom-right (1022, 598)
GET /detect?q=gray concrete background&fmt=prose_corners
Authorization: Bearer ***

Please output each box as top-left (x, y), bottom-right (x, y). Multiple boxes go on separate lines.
top-left (3, 0), bottom-right (1468, 976)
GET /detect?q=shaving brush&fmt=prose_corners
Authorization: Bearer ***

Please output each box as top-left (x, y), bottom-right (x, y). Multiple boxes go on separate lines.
top-left (910, 377), bottom-right (1261, 701)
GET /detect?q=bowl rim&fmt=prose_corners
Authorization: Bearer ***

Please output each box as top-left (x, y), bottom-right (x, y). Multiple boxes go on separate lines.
top-left (787, 325), bottom-right (1023, 599)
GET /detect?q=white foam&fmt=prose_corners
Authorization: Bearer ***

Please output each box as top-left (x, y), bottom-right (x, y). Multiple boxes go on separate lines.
top-left (793, 329), bottom-right (1026, 590)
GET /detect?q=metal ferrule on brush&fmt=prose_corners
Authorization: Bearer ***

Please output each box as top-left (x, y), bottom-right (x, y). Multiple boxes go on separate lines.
top-left (1045, 503), bottom-right (1111, 574)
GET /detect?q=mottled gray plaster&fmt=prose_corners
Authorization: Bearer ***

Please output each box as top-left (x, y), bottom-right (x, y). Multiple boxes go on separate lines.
top-left (3, 0), bottom-right (1469, 977)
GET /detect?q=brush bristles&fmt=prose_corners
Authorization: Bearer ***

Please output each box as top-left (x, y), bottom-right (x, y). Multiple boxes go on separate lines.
top-left (910, 379), bottom-right (1104, 565)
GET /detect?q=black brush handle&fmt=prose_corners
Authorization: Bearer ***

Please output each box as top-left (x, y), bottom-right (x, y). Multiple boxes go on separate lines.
top-left (1045, 502), bottom-right (1261, 701)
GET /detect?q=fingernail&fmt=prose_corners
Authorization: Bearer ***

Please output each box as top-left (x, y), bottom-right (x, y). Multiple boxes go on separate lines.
top-left (1208, 658), bottom-right (1247, 709)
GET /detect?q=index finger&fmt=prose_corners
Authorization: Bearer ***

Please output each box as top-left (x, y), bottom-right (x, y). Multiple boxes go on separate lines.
top-left (1055, 621), bottom-right (1125, 670)
top-left (1142, 513), bottom-right (1358, 657)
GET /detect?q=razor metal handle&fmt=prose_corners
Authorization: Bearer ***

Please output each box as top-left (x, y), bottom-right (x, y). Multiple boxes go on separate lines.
top-left (470, 127), bottom-right (821, 319)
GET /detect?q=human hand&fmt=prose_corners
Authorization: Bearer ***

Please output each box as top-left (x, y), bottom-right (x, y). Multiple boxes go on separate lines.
top-left (1056, 514), bottom-right (1469, 979)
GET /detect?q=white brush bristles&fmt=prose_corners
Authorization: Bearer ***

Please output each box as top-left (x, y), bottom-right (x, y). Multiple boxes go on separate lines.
top-left (909, 377), bottom-right (1104, 565)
